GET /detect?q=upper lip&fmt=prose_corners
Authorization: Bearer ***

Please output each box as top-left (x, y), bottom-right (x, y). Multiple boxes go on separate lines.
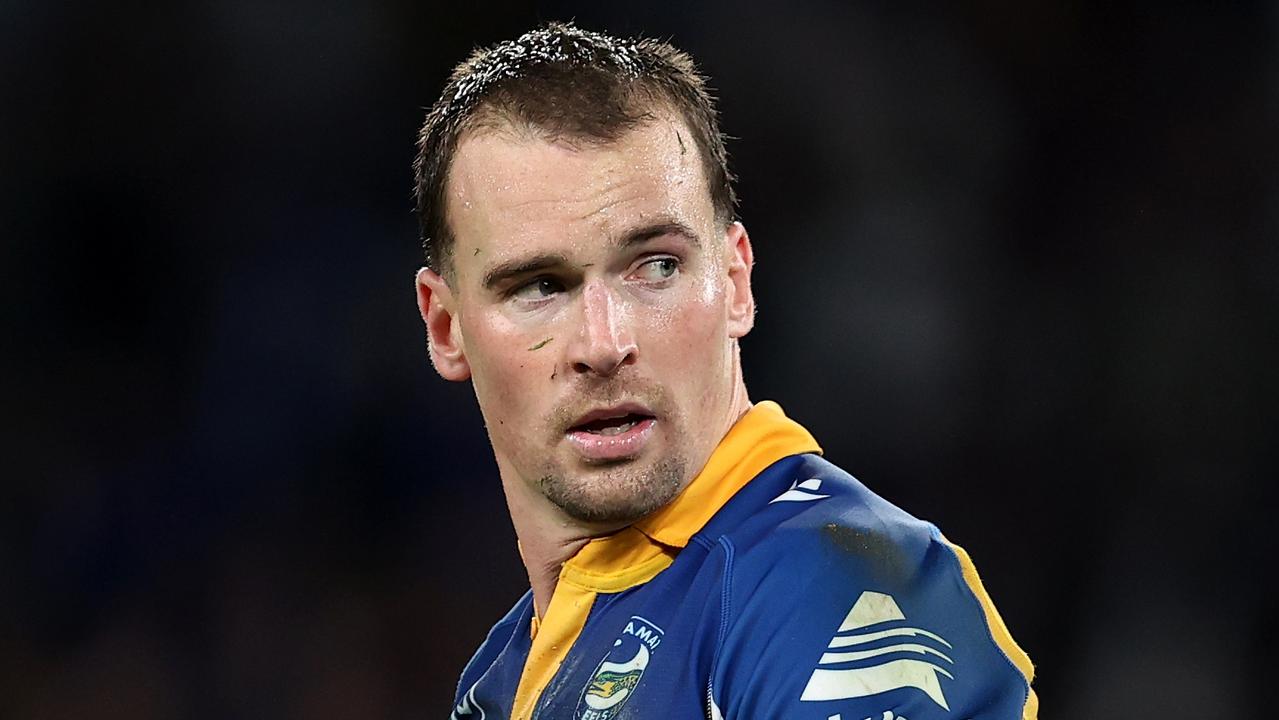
top-left (568, 402), bottom-right (656, 430)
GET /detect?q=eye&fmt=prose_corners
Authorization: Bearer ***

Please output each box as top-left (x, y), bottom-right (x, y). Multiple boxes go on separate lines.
top-left (633, 256), bottom-right (680, 283)
top-left (511, 277), bottom-right (564, 302)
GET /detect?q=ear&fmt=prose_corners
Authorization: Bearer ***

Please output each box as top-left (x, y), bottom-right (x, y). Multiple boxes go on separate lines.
top-left (415, 267), bottom-right (471, 381)
top-left (725, 221), bottom-right (755, 338)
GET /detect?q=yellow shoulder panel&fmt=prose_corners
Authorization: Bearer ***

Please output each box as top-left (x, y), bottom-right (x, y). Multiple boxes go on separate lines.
top-left (942, 538), bottom-right (1037, 719)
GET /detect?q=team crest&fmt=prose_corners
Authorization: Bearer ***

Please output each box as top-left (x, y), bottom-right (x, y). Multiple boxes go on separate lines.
top-left (573, 615), bottom-right (664, 720)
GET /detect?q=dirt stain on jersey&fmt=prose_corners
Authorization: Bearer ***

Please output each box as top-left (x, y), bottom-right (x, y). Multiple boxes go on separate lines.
top-left (822, 523), bottom-right (910, 586)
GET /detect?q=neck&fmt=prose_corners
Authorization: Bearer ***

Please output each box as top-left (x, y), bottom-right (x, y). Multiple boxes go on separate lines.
top-left (506, 486), bottom-right (618, 618)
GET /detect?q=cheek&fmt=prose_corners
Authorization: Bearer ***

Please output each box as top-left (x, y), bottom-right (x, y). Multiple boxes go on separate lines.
top-left (462, 314), bottom-right (548, 424)
top-left (638, 282), bottom-right (728, 374)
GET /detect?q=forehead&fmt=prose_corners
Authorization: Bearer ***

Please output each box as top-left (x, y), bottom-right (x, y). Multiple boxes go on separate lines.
top-left (444, 117), bottom-right (711, 273)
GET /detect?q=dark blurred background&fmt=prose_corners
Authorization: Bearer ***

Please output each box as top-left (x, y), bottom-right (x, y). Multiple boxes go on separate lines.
top-left (3, 1), bottom-right (1275, 717)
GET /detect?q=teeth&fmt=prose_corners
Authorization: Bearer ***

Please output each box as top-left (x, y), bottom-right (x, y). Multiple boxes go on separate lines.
top-left (592, 419), bottom-right (638, 436)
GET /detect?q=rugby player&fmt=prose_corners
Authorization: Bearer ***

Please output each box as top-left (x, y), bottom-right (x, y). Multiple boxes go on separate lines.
top-left (414, 22), bottom-right (1037, 720)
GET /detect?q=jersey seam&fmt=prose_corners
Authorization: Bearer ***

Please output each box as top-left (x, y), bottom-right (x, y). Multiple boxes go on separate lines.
top-left (560, 552), bottom-right (673, 592)
top-left (709, 535), bottom-right (736, 714)
top-left (690, 534), bottom-right (716, 551)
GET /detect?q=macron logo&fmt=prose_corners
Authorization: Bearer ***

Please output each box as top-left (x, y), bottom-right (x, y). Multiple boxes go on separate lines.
top-left (769, 478), bottom-right (830, 504)
top-left (801, 591), bottom-right (955, 711)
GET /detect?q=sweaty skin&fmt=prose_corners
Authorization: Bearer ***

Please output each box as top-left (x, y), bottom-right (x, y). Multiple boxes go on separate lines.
top-left (416, 114), bottom-right (756, 616)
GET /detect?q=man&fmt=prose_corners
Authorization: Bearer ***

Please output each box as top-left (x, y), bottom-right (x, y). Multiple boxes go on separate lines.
top-left (415, 22), bottom-right (1036, 720)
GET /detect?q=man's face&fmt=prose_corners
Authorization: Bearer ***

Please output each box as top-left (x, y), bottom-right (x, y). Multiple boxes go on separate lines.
top-left (418, 114), bottom-right (753, 525)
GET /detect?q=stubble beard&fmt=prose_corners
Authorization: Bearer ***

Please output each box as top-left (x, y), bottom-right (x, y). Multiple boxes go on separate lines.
top-left (537, 377), bottom-right (688, 524)
top-left (537, 453), bottom-right (688, 525)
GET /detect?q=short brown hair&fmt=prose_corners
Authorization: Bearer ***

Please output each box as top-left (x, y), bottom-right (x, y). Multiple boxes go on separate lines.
top-left (413, 22), bottom-right (736, 275)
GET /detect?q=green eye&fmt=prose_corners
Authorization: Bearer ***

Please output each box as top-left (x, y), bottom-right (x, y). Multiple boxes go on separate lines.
top-left (636, 257), bottom-right (679, 281)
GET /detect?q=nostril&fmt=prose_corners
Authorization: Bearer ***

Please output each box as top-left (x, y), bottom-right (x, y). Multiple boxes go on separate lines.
top-left (573, 345), bottom-right (633, 377)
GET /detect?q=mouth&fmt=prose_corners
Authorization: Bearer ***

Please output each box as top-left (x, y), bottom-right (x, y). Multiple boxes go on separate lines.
top-left (568, 404), bottom-right (656, 434)
top-left (565, 404), bottom-right (658, 461)
top-left (571, 413), bottom-right (653, 436)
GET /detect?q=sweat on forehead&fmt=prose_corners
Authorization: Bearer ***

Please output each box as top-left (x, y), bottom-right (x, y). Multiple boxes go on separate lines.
top-left (414, 22), bottom-right (737, 277)
top-left (444, 116), bottom-right (710, 269)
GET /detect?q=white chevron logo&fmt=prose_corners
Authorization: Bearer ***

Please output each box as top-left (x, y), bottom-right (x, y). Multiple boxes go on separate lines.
top-left (801, 591), bottom-right (955, 710)
top-left (769, 478), bottom-right (830, 504)
top-left (451, 683), bottom-right (485, 719)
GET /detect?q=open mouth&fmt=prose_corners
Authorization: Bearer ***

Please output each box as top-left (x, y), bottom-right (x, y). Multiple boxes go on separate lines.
top-left (571, 412), bottom-right (654, 436)
top-left (565, 405), bottom-right (658, 461)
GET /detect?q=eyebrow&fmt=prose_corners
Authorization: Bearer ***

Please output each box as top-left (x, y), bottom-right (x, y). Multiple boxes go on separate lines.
top-left (479, 218), bottom-right (702, 291)
top-left (617, 219), bottom-right (702, 251)
top-left (481, 253), bottom-right (569, 291)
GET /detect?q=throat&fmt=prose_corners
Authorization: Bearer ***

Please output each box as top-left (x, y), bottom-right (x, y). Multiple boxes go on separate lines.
top-left (526, 537), bottom-right (591, 618)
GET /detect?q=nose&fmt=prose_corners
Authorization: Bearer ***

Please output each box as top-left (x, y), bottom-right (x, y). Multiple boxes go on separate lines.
top-left (569, 281), bottom-right (637, 377)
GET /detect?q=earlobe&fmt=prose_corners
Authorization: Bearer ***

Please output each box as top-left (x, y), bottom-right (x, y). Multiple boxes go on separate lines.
top-left (725, 222), bottom-right (756, 338)
top-left (416, 267), bottom-right (471, 381)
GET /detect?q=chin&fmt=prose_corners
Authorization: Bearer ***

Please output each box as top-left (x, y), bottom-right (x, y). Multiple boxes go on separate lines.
top-left (538, 454), bottom-right (687, 525)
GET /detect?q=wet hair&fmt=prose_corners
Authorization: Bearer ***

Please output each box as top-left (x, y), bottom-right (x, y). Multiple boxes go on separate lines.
top-left (413, 21), bottom-right (736, 276)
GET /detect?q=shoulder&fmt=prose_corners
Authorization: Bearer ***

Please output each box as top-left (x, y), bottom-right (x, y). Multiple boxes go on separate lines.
top-left (704, 455), bottom-right (1036, 719)
top-left (711, 454), bottom-right (938, 591)
top-left (452, 590), bottom-right (532, 705)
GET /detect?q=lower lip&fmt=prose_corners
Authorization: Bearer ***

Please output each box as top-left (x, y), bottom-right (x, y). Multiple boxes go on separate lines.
top-left (566, 417), bottom-right (657, 462)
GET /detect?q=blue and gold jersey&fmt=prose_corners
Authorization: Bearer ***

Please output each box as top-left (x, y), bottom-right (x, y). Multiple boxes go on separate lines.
top-left (451, 402), bottom-right (1037, 719)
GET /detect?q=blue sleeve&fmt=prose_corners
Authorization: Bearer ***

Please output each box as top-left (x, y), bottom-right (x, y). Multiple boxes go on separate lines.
top-left (709, 522), bottom-right (1035, 720)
